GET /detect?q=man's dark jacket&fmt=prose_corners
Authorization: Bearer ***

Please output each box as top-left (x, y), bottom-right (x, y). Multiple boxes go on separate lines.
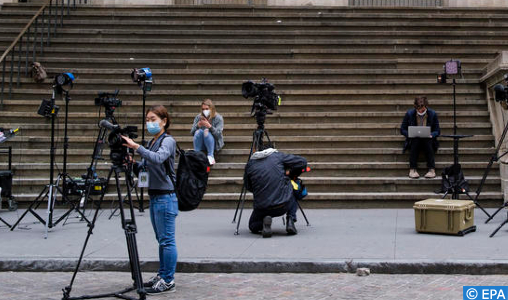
top-left (400, 108), bottom-right (440, 153)
top-left (244, 150), bottom-right (307, 210)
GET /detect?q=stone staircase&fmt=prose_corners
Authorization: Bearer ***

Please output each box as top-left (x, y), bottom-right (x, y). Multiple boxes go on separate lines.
top-left (0, 3), bottom-right (505, 207)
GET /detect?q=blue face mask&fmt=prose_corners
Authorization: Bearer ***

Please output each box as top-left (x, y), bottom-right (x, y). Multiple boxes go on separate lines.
top-left (146, 122), bottom-right (161, 135)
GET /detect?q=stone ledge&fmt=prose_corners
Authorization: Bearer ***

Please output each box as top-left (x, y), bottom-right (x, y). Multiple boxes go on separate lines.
top-left (1, 258), bottom-right (508, 274)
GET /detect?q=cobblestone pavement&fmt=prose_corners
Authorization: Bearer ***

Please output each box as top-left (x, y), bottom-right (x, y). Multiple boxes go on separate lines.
top-left (1, 272), bottom-right (507, 300)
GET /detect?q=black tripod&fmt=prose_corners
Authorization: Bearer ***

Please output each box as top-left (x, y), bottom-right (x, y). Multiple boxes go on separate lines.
top-left (11, 87), bottom-right (89, 237)
top-left (62, 163), bottom-right (146, 300)
top-left (232, 109), bottom-right (310, 235)
top-left (476, 109), bottom-right (508, 237)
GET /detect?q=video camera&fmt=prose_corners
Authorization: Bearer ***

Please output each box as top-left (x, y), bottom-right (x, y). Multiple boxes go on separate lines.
top-left (101, 122), bottom-right (138, 166)
top-left (242, 78), bottom-right (281, 119)
top-left (95, 90), bottom-right (122, 109)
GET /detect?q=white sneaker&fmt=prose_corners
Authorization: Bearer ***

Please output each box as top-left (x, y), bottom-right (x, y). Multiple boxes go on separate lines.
top-left (207, 156), bottom-right (215, 165)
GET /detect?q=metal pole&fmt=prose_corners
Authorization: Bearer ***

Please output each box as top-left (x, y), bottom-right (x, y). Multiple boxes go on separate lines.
top-left (61, 0), bottom-right (64, 28)
top-left (48, 2), bottom-right (51, 45)
top-left (9, 50), bottom-right (14, 100)
top-left (1, 59), bottom-right (5, 108)
top-left (40, 11), bottom-right (44, 56)
top-left (25, 28), bottom-right (29, 77)
top-left (67, 0), bottom-right (70, 15)
top-left (33, 18), bottom-right (37, 65)
top-left (17, 40), bottom-right (21, 88)
top-left (54, 0), bottom-right (58, 38)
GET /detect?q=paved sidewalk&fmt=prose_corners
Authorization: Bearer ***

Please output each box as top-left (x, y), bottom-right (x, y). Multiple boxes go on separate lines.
top-left (2, 272), bottom-right (508, 300)
top-left (0, 208), bottom-right (507, 274)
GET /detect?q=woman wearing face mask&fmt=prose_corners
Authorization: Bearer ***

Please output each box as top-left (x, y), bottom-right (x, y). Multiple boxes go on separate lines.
top-left (190, 99), bottom-right (224, 165)
top-left (400, 96), bottom-right (441, 179)
top-left (121, 105), bottom-right (178, 294)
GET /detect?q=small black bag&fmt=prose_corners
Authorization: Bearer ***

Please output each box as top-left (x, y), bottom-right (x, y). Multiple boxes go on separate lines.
top-left (438, 164), bottom-right (469, 194)
top-left (166, 143), bottom-right (210, 211)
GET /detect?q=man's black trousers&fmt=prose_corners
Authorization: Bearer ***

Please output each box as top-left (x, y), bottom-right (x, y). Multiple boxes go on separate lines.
top-left (409, 138), bottom-right (435, 169)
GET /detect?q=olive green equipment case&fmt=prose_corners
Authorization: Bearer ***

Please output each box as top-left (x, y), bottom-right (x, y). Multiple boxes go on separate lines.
top-left (413, 199), bottom-right (476, 236)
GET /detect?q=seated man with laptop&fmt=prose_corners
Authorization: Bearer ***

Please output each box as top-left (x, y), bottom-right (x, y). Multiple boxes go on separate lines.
top-left (400, 96), bottom-right (441, 179)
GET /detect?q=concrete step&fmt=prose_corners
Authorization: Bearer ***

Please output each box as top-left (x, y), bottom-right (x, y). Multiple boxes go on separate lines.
top-left (0, 47), bottom-right (500, 60)
top-left (6, 17), bottom-right (508, 31)
top-left (9, 176), bottom-right (502, 195)
top-left (3, 36), bottom-right (508, 50)
top-left (0, 110), bottom-right (491, 124)
top-left (5, 27), bottom-right (508, 40)
top-left (0, 99), bottom-right (490, 113)
top-left (0, 68), bottom-right (485, 81)
top-left (0, 134), bottom-right (495, 150)
top-left (7, 78), bottom-right (484, 92)
top-left (4, 88), bottom-right (486, 101)
top-left (0, 122), bottom-right (494, 137)
top-left (0, 160), bottom-right (499, 178)
top-left (9, 191), bottom-right (503, 206)
top-left (1, 55), bottom-right (493, 70)
top-left (0, 147), bottom-right (496, 163)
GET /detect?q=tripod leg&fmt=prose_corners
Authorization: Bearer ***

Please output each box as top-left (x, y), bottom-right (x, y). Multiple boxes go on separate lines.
top-left (232, 184), bottom-right (245, 223)
top-left (296, 200), bottom-right (310, 226)
top-left (53, 187), bottom-right (91, 227)
top-left (485, 202), bottom-right (508, 224)
top-left (235, 188), bottom-right (247, 235)
top-left (45, 184), bottom-right (57, 239)
top-left (0, 217), bottom-right (11, 228)
top-left (115, 167), bottom-right (145, 299)
top-left (10, 185), bottom-right (48, 231)
top-left (489, 212), bottom-right (508, 238)
top-left (62, 167), bottom-right (114, 300)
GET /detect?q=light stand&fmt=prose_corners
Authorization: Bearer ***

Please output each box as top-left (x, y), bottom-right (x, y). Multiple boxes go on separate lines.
top-left (437, 61), bottom-right (489, 215)
top-left (52, 90), bottom-right (90, 226)
top-left (11, 74), bottom-right (88, 238)
top-left (131, 67), bottom-right (152, 213)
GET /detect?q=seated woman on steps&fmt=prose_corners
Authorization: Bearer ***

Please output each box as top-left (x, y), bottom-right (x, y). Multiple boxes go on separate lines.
top-left (190, 99), bottom-right (224, 166)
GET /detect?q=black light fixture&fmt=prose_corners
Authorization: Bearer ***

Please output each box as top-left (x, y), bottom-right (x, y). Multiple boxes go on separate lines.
top-left (131, 67), bottom-right (152, 91)
top-left (54, 72), bottom-right (75, 94)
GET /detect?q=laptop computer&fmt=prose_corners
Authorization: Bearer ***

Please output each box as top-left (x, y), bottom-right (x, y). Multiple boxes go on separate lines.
top-left (408, 126), bottom-right (431, 138)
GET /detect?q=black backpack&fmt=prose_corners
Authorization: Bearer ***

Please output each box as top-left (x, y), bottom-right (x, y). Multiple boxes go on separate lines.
top-left (163, 139), bottom-right (210, 211)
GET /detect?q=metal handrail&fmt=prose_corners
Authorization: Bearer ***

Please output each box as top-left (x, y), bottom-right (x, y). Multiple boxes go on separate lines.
top-left (0, 0), bottom-right (88, 109)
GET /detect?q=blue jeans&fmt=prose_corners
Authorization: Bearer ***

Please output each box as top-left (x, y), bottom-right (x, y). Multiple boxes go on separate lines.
top-left (149, 193), bottom-right (178, 282)
top-left (193, 129), bottom-right (215, 157)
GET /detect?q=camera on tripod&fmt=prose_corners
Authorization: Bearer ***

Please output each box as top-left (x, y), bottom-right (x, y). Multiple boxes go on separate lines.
top-left (242, 78), bottom-right (281, 119)
top-left (95, 90), bottom-right (122, 109)
top-left (106, 124), bottom-right (138, 166)
top-left (107, 124), bottom-right (138, 166)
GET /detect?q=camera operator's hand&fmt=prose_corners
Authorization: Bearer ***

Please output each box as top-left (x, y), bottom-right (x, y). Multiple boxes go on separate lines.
top-left (121, 135), bottom-right (140, 150)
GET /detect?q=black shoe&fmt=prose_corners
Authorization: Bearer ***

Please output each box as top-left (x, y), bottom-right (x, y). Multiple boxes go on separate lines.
top-left (145, 278), bottom-right (175, 294)
top-left (143, 274), bottom-right (160, 287)
top-left (286, 216), bottom-right (297, 235)
top-left (262, 216), bottom-right (272, 238)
